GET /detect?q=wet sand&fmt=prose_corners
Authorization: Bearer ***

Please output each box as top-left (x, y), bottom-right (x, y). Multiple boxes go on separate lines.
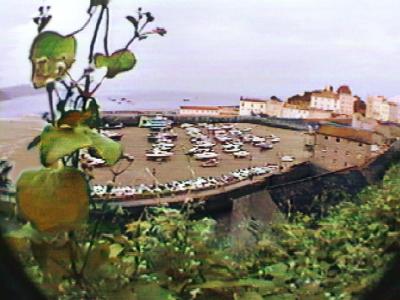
top-left (0, 117), bottom-right (310, 185)
top-left (0, 117), bottom-right (44, 181)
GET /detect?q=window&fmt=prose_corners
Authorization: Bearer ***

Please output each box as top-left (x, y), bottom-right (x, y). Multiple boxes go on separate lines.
top-left (336, 138), bottom-right (341, 143)
top-left (358, 143), bottom-right (363, 147)
top-left (324, 136), bottom-right (328, 140)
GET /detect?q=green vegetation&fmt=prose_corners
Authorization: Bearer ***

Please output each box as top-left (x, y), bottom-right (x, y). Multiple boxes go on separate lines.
top-left (2, 1), bottom-right (399, 299)
top-left (5, 164), bottom-right (400, 299)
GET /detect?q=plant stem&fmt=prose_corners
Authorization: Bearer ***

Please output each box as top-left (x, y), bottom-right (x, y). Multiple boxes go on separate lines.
top-left (104, 7), bottom-right (110, 56)
top-left (68, 9), bottom-right (96, 36)
top-left (46, 83), bottom-right (56, 125)
top-left (88, 6), bottom-right (105, 64)
top-left (125, 20), bottom-right (149, 49)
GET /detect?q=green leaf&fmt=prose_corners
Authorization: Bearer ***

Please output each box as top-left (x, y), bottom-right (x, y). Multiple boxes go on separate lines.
top-left (16, 167), bottom-right (89, 232)
top-left (4, 223), bottom-right (40, 240)
top-left (109, 243), bottom-right (124, 258)
top-left (29, 31), bottom-right (77, 88)
top-left (191, 279), bottom-right (275, 290)
top-left (133, 282), bottom-right (177, 300)
top-left (263, 294), bottom-right (296, 300)
top-left (263, 263), bottom-right (290, 280)
top-left (57, 110), bottom-right (92, 128)
top-left (40, 125), bottom-right (92, 166)
top-left (94, 49), bottom-right (136, 78)
top-left (4, 223), bottom-right (40, 252)
top-left (84, 243), bottom-right (110, 277)
top-left (85, 128), bottom-right (122, 165)
top-left (31, 240), bottom-right (74, 277)
top-left (85, 99), bottom-right (102, 128)
top-left (39, 125), bottom-right (122, 166)
top-left (237, 292), bottom-right (264, 300)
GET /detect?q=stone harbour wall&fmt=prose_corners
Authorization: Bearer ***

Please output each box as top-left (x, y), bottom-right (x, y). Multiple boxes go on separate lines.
top-left (102, 114), bottom-right (310, 131)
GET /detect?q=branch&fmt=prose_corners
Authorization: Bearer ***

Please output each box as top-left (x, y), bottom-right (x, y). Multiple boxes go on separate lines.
top-left (68, 8), bottom-right (96, 36)
top-left (125, 20), bottom-right (149, 49)
top-left (46, 83), bottom-right (56, 125)
top-left (88, 6), bottom-right (105, 64)
top-left (90, 75), bottom-right (106, 96)
top-left (103, 7), bottom-right (110, 56)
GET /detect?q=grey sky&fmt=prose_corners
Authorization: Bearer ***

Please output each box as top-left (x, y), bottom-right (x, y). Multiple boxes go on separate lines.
top-left (1, 0), bottom-right (400, 100)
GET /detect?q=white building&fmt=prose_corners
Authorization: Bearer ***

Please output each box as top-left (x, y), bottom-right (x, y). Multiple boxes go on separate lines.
top-left (239, 98), bottom-right (267, 116)
top-left (265, 98), bottom-right (284, 117)
top-left (365, 96), bottom-right (397, 122)
top-left (310, 87), bottom-right (340, 112)
top-left (337, 85), bottom-right (356, 115)
top-left (280, 104), bottom-right (310, 119)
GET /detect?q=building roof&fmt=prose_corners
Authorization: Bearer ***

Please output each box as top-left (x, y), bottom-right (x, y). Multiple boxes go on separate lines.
top-left (311, 90), bottom-right (339, 99)
top-left (337, 85), bottom-right (352, 95)
top-left (240, 98), bottom-right (267, 103)
top-left (317, 124), bottom-right (378, 145)
top-left (180, 106), bottom-right (219, 111)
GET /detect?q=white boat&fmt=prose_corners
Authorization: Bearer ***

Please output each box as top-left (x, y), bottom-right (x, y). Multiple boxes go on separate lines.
top-left (196, 142), bottom-right (215, 148)
top-left (194, 152), bottom-right (219, 160)
top-left (229, 129), bottom-right (242, 136)
top-left (80, 153), bottom-right (106, 167)
top-left (146, 149), bottom-right (173, 160)
top-left (181, 123), bottom-right (193, 128)
top-left (153, 142), bottom-right (175, 149)
top-left (242, 128), bottom-right (252, 133)
top-left (201, 158), bottom-right (219, 167)
top-left (222, 143), bottom-right (236, 149)
top-left (153, 145), bottom-right (174, 152)
top-left (281, 155), bottom-right (295, 162)
top-left (101, 122), bottom-right (124, 130)
top-left (252, 136), bottom-right (266, 143)
top-left (186, 147), bottom-right (210, 155)
top-left (233, 151), bottom-right (250, 158)
top-left (232, 141), bottom-right (244, 146)
top-left (242, 135), bottom-right (253, 143)
top-left (223, 146), bottom-right (241, 153)
top-left (257, 142), bottom-right (273, 150)
top-left (101, 130), bottom-right (123, 141)
top-left (214, 130), bottom-right (226, 135)
top-left (216, 136), bottom-right (232, 142)
top-left (270, 137), bottom-right (281, 143)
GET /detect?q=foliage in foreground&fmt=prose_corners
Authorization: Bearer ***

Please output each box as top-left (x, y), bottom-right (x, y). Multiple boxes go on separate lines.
top-left (4, 1), bottom-right (400, 299)
top-left (5, 164), bottom-right (400, 299)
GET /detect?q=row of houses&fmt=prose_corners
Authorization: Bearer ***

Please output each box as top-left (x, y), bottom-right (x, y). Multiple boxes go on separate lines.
top-left (239, 85), bottom-right (366, 119)
top-left (365, 95), bottom-right (400, 122)
top-left (179, 105), bottom-right (239, 117)
top-left (178, 85), bottom-right (400, 123)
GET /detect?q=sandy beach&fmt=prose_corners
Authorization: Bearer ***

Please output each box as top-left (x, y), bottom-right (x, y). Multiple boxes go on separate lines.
top-left (0, 117), bottom-right (44, 181)
top-left (0, 117), bottom-right (310, 186)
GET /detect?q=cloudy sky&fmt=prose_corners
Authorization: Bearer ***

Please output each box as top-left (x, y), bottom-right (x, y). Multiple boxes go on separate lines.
top-left (1, 0), bottom-right (400, 101)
